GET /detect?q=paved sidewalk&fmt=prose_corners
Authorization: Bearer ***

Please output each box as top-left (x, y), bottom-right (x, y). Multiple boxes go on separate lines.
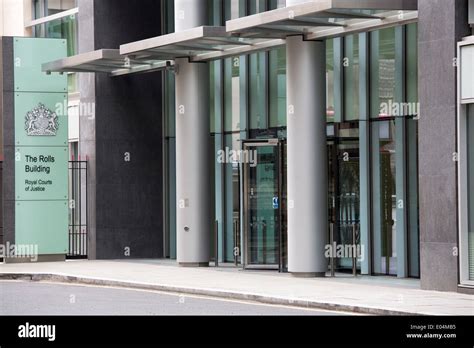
top-left (0, 259), bottom-right (472, 315)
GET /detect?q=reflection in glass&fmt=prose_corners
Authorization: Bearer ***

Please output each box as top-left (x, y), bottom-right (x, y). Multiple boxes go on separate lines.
top-left (269, 47), bottom-right (286, 128)
top-left (406, 23), bottom-right (419, 278)
top-left (224, 134), bottom-right (241, 261)
top-left (249, 0), bottom-right (267, 130)
top-left (344, 35), bottom-right (360, 121)
top-left (372, 120), bottom-right (397, 275)
top-left (34, 0), bottom-right (76, 19)
top-left (224, 58), bottom-right (241, 132)
top-left (249, 53), bottom-right (267, 130)
top-left (370, 28), bottom-right (396, 118)
top-left (326, 39), bottom-right (335, 123)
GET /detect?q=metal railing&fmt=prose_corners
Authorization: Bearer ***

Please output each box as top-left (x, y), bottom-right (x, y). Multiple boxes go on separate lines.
top-left (68, 161), bottom-right (88, 259)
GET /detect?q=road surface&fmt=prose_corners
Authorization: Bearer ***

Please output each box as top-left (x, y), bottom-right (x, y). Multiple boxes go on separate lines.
top-left (0, 280), bottom-right (352, 316)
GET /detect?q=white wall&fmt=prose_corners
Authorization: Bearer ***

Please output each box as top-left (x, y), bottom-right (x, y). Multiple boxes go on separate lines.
top-left (0, 0), bottom-right (32, 37)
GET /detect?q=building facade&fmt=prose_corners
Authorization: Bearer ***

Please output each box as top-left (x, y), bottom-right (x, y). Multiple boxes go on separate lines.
top-left (1, 0), bottom-right (474, 293)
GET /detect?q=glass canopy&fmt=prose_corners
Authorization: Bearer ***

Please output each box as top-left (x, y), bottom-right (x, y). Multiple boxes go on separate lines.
top-left (42, 49), bottom-right (172, 76)
top-left (42, 0), bottom-right (418, 76)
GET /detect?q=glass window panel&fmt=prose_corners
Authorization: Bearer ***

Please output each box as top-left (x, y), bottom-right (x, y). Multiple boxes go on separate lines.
top-left (370, 28), bottom-right (396, 119)
top-left (248, 0), bottom-right (267, 130)
top-left (269, 47), bottom-right (286, 128)
top-left (406, 23), bottom-right (419, 278)
top-left (372, 120), bottom-right (397, 275)
top-left (407, 118), bottom-right (419, 278)
top-left (33, 0), bottom-right (44, 19)
top-left (224, 133), bottom-right (241, 262)
top-left (248, 0), bottom-right (266, 14)
top-left (269, 0), bottom-right (286, 9)
top-left (249, 52), bottom-right (267, 130)
top-left (210, 0), bottom-right (222, 25)
top-left (344, 35), bottom-right (360, 121)
top-left (165, 72), bottom-right (176, 137)
top-left (328, 123), bottom-right (360, 271)
top-left (406, 23), bottom-right (418, 106)
top-left (224, 0), bottom-right (246, 20)
top-left (326, 39), bottom-right (335, 123)
top-left (35, 0), bottom-right (76, 19)
top-left (67, 73), bottom-right (77, 93)
top-left (47, 0), bottom-right (76, 16)
top-left (164, 0), bottom-right (175, 33)
top-left (210, 61), bottom-right (217, 133)
top-left (224, 57), bottom-right (241, 132)
top-left (167, 137), bottom-right (177, 259)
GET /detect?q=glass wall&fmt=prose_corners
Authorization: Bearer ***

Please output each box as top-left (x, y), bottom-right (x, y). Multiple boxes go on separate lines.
top-left (368, 25), bottom-right (419, 277)
top-left (160, 1), bottom-right (419, 276)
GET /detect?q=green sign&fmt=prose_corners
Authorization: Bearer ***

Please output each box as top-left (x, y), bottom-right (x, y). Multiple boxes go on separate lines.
top-left (13, 37), bottom-right (68, 257)
top-left (15, 201), bottom-right (69, 255)
top-left (14, 37), bottom-right (67, 93)
top-left (15, 147), bottom-right (68, 201)
top-left (14, 92), bottom-right (68, 147)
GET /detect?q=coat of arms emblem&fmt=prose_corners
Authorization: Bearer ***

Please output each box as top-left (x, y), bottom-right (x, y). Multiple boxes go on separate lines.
top-left (25, 103), bottom-right (59, 136)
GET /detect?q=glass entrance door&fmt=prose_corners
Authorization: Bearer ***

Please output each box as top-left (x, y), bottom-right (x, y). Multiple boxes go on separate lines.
top-left (242, 140), bottom-right (287, 271)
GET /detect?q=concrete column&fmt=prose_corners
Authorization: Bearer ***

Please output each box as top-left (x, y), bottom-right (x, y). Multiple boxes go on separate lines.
top-left (174, 0), bottom-right (211, 266)
top-left (418, 0), bottom-right (470, 291)
top-left (286, 35), bottom-right (328, 277)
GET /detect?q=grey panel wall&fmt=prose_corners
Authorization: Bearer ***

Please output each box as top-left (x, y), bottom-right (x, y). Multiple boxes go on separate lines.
top-left (418, 0), bottom-right (470, 291)
top-left (78, 0), bottom-right (163, 259)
